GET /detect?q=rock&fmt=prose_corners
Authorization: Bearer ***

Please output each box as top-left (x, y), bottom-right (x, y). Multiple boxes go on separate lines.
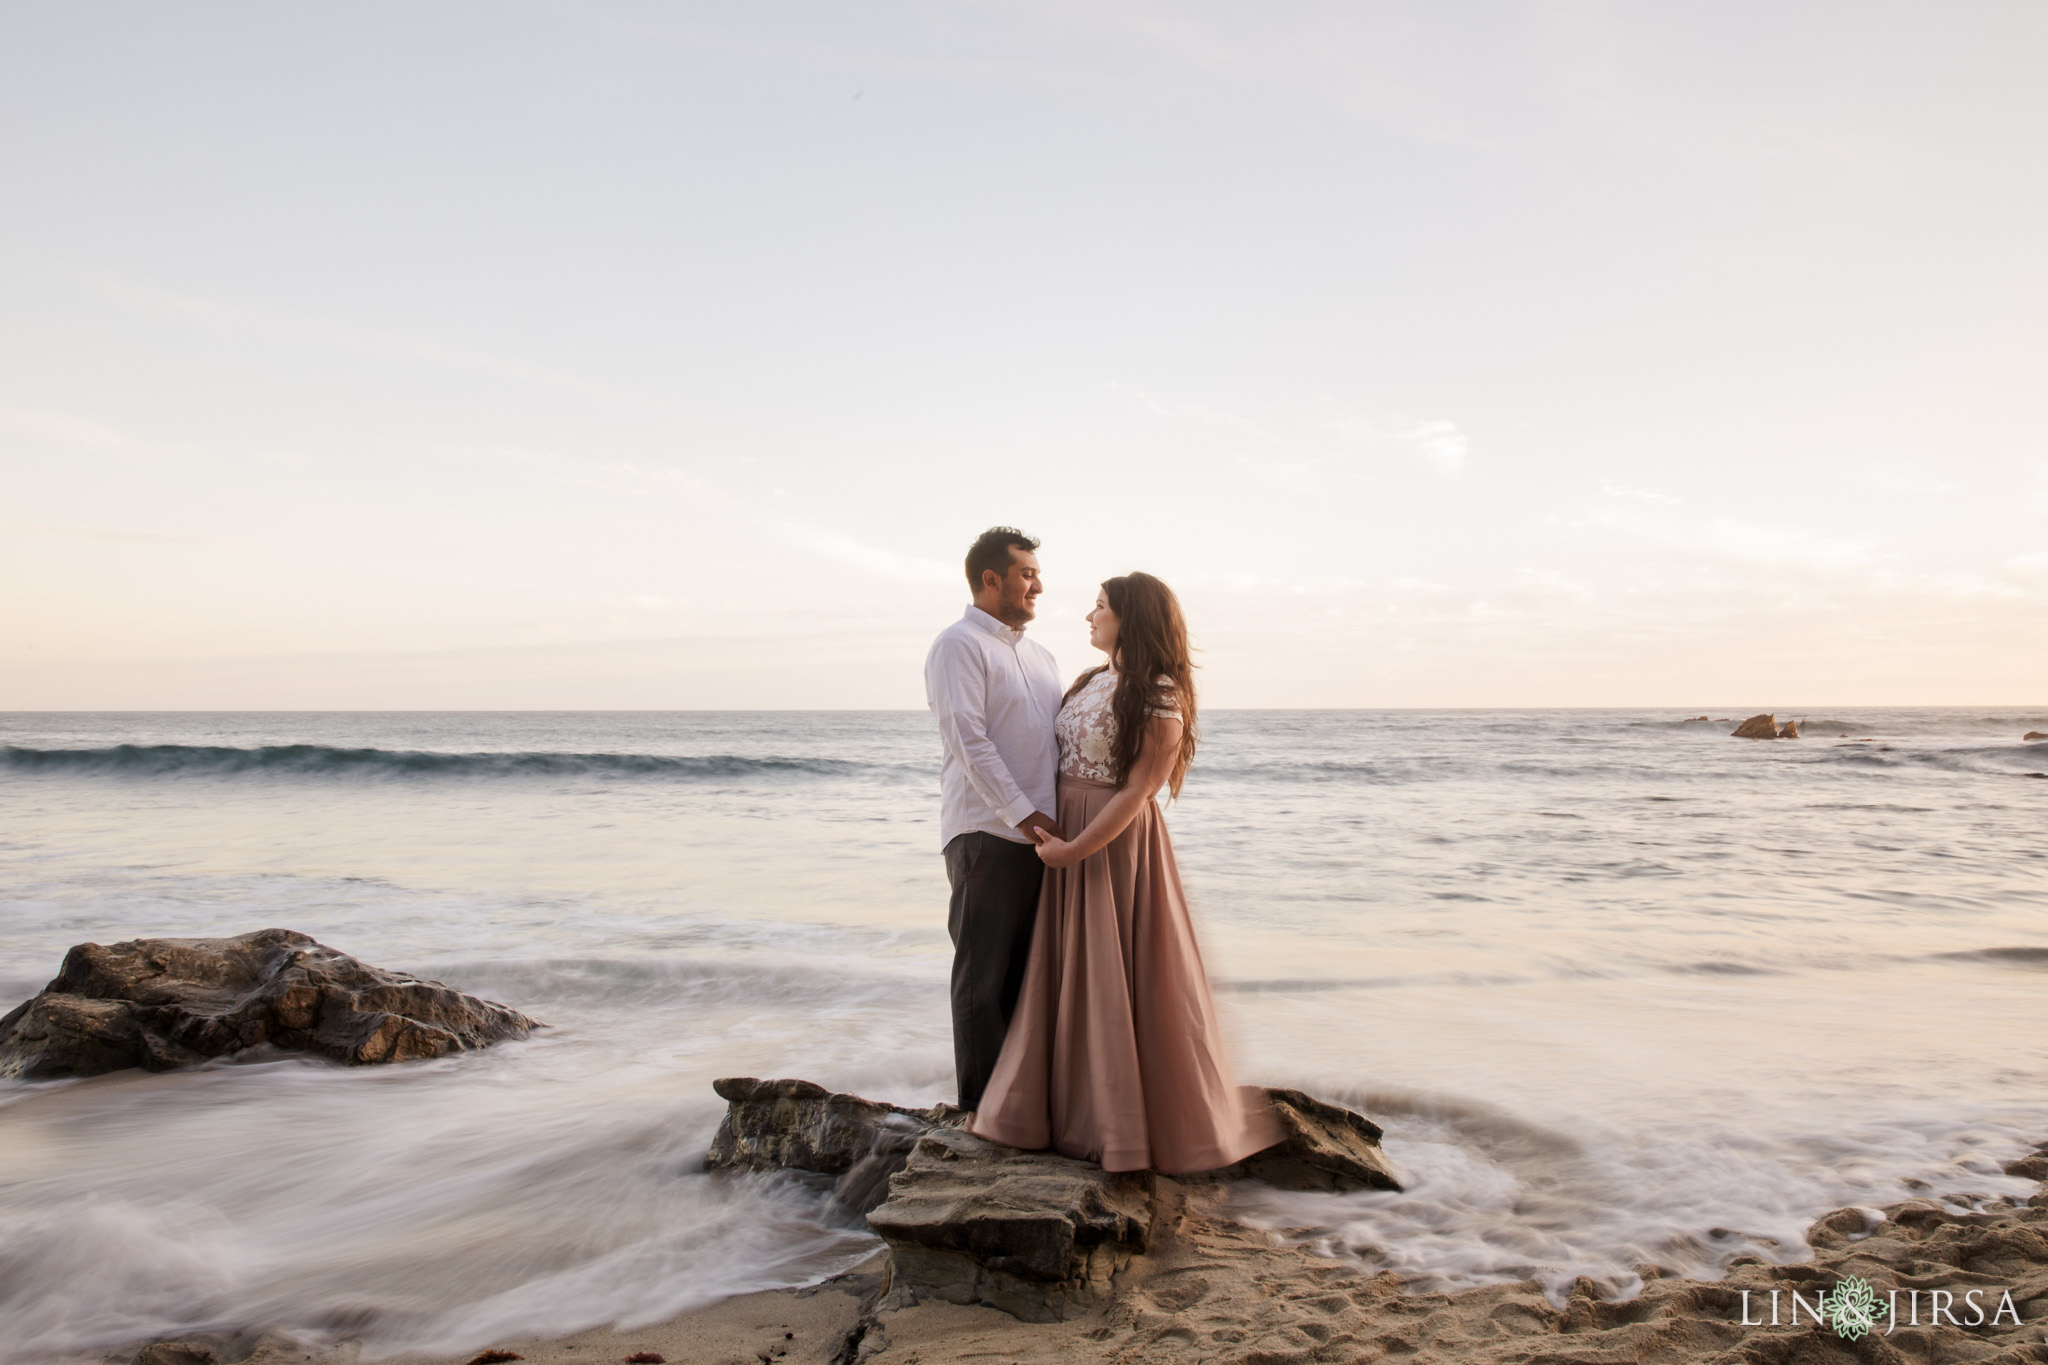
top-left (131, 1332), bottom-right (305, 1365)
top-left (1777, 720), bottom-right (1801, 738)
top-left (705, 1078), bottom-right (1398, 1206)
top-left (705, 1076), bottom-right (953, 1214)
top-left (135, 1345), bottom-right (222, 1365)
top-left (2005, 1152), bottom-right (2048, 1181)
top-left (864, 1126), bottom-right (1155, 1322)
top-left (0, 929), bottom-right (539, 1080)
top-left (1219, 1087), bottom-right (1402, 1192)
top-left (1680, 716), bottom-right (1710, 723)
top-left (1730, 714), bottom-right (1778, 739)
top-left (2026, 732), bottom-right (2047, 741)
top-left (703, 1079), bottom-right (1400, 1322)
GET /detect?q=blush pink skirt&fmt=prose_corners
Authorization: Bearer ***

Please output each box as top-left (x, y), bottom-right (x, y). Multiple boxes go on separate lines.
top-left (971, 775), bottom-right (1279, 1174)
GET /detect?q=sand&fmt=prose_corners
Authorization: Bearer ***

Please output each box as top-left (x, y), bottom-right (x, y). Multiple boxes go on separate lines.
top-left (102, 1174), bottom-right (2048, 1365)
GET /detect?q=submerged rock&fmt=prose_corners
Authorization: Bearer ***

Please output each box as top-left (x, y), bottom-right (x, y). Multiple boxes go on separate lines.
top-left (131, 1331), bottom-right (307, 1365)
top-left (2026, 731), bottom-right (2047, 741)
top-left (703, 1077), bottom-right (1399, 1321)
top-left (1730, 714), bottom-right (1778, 739)
top-left (0, 928), bottom-right (539, 1080)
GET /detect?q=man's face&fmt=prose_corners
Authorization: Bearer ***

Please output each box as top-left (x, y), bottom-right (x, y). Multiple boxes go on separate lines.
top-left (983, 548), bottom-right (1042, 627)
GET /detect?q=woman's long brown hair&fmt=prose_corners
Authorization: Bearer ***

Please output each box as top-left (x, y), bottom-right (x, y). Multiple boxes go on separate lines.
top-left (1062, 572), bottom-right (1199, 798)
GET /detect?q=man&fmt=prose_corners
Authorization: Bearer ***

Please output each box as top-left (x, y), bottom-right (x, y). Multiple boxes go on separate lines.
top-left (924, 526), bottom-right (1064, 1113)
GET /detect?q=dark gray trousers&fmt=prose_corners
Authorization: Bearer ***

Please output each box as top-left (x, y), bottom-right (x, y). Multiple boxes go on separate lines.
top-left (943, 831), bottom-right (1045, 1111)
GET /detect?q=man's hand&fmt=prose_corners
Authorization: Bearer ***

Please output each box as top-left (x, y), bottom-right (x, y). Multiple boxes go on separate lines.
top-left (1016, 810), bottom-right (1061, 843)
top-left (1029, 824), bottom-right (1083, 869)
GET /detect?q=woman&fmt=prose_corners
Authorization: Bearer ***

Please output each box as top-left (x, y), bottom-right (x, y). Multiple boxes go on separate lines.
top-left (970, 572), bottom-right (1278, 1174)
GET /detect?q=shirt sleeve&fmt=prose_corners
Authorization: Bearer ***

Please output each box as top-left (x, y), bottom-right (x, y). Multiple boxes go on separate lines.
top-left (1148, 675), bottom-right (1181, 719)
top-left (927, 634), bottom-right (1039, 828)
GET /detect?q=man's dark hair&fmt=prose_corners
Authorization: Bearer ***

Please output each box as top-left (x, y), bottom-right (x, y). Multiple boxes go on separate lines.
top-left (965, 526), bottom-right (1040, 592)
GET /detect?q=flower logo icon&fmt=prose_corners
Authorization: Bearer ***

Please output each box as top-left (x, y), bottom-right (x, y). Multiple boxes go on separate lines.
top-left (1827, 1276), bottom-right (1879, 1340)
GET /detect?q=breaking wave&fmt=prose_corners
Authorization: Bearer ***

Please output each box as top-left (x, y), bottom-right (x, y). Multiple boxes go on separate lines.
top-left (0, 744), bottom-right (917, 783)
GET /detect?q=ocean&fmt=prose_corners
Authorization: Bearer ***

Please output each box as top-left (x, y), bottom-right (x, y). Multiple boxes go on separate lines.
top-left (1, 709), bottom-right (2045, 1358)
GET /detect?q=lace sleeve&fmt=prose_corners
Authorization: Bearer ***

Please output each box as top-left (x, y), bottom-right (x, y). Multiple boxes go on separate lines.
top-left (1148, 676), bottom-right (1181, 720)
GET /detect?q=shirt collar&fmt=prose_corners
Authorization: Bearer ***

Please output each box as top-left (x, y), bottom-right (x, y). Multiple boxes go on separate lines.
top-left (963, 605), bottom-right (1026, 643)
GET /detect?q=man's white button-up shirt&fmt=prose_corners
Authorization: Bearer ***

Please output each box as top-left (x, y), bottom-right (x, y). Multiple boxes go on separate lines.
top-left (924, 606), bottom-right (1064, 849)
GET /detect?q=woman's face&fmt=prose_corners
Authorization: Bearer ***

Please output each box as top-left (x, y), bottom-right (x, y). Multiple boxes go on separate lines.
top-left (1085, 587), bottom-right (1119, 659)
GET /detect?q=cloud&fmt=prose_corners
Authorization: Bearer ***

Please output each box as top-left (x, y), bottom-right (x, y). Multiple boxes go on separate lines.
top-left (1, 519), bottom-right (215, 546)
top-left (1600, 479), bottom-right (1679, 505)
top-left (781, 525), bottom-right (958, 584)
top-left (1329, 416), bottom-right (1469, 473)
top-left (1702, 518), bottom-right (1872, 571)
top-left (424, 441), bottom-right (714, 498)
top-left (1400, 419), bottom-right (1468, 472)
top-left (1131, 389), bottom-right (1276, 442)
top-left (1122, 389), bottom-right (1469, 477)
top-left (0, 403), bottom-right (151, 451)
top-left (1580, 502), bottom-right (1877, 576)
top-left (92, 275), bottom-right (630, 404)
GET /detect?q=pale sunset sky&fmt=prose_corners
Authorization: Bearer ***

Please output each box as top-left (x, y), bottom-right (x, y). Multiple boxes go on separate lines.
top-left (3, 3), bottom-right (2043, 709)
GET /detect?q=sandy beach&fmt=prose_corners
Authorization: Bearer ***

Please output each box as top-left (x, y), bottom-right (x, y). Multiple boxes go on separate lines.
top-left (98, 1163), bottom-right (2048, 1365)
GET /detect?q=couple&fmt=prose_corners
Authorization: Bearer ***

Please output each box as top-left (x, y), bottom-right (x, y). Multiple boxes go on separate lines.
top-left (924, 526), bottom-right (1278, 1174)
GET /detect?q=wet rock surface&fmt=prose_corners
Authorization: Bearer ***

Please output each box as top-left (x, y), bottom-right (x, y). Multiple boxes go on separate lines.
top-left (128, 1331), bottom-right (309, 1365)
top-left (1731, 714), bottom-right (1780, 739)
top-left (704, 1076), bottom-right (961, 1214)
top-left (704, 1078), bottom-right (1400, 1321)
top-left (0, 928), bottom-right (540, 1080)
top-left (1217, 1086), bottom-right (1402, 1193)
top-left (866, 1126), bottom-right (1156, 1322)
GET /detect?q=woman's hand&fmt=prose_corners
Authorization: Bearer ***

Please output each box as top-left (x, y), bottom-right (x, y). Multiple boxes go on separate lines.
top-left (1030, 825), bottom-right (1084, 869)
top-left (1028, 715), bottom-right (1184, 870)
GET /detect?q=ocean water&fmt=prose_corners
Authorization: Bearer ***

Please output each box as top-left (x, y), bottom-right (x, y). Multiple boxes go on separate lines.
top-left (2, 709), bottom-right (2046, 1358)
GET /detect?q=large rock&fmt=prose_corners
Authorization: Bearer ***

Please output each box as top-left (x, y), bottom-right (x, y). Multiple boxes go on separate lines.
top-left (705, 1076), bottom-right (955, 1214)
top-left (702, 1078), bottom-right (1400, 1322)
top-left (0, 929), bottom-right (539, 1080)
top-left (865, 1126), bottom-right (1155, 1322)
top-left (1730, 713), bottom-right (1778, 739)
top-left (1777, 719), bottom-right (1801, 738)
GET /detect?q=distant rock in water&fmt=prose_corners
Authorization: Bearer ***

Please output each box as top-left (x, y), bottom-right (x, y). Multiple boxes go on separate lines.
top-left (1680, 715), bottom-right (1711, 723)
top-left (1778, 720), bottom-right (1801, 738)
top-left (1730, 714), bottom-right (1779, 739)
top-left (2026, 731), bottom-right (2047, 741)
top-left (704, 1076), bottom-right (1399, 1321)
top-left (0, 928), bottom-right (540, 1080)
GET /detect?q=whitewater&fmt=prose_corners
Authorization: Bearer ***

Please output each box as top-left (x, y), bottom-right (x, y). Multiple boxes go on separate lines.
top-left (1, 708), bottom-right (2045, 1359)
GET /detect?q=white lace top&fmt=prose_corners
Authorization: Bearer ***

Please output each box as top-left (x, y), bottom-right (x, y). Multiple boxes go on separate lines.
top-left (1055, 669), bottom-right (1180, 784)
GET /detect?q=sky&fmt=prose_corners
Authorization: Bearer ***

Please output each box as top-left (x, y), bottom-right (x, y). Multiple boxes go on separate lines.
top-left (3, 1), bottom-right (2044, 709)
